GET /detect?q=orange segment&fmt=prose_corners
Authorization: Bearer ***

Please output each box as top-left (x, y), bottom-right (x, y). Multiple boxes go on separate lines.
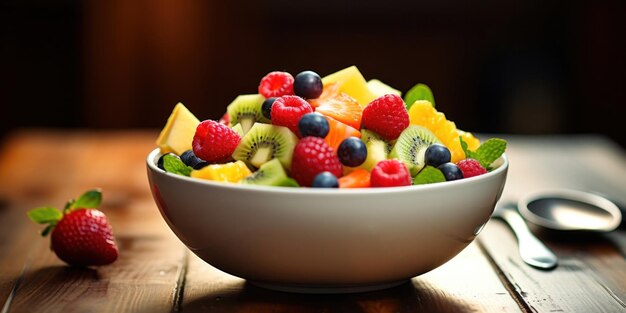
top-left (314, 92), bottom-right (363, 130)
top-left (408, 100), bottom-right (480, 162)
top-left (308, 83), bottom-right (339, 108)
top-left (324, 116), bottom-right (361, 151)
top-left (338, 169), bottom-right (371, 188)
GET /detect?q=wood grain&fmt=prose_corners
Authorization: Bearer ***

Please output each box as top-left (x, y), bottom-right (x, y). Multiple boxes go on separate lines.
top-left (1, 131), bottom-right (625, 312)
top-left (181, 243), bottom-right (523, 313)
top-left (478, 135), bottom-right (626, 313)
top-left (0, 130), bottom-right (188, 313)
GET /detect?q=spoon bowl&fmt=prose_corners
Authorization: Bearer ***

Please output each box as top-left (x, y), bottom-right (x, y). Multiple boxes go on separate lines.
top-left (518, 189), bottom-right (622, 232)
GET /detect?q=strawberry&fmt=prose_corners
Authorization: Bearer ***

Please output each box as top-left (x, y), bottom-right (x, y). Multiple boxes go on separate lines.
top-left (193, 120), bottom-right (241, 163)
top-left (361, 94), bottom-right (409, 140)
top-left (27, 189), bottom-right (118, 266)
top-left (291, 137), bottom-right (342, 187)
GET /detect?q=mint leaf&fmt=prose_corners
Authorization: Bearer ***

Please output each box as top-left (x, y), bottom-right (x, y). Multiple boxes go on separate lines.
top-left (27, 207), bottom-right (62, 224)
top-left (163, 154), bottom-right (193, 176)
top-left (413, 166), bottom-right (446, 185)
top-left (459, 136), bottom-right (477, 160)
top-left (73, 189), bottom-right (102, 209)
top-left (475, 138), bottom-right (507, 169)
top-left (404, 83), bottom-right (435, 110)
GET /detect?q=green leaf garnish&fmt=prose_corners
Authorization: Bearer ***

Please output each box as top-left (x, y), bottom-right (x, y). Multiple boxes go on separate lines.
top-left (459, 136), bottom-right (477, 160)
top-left (163, 154), bottom-right (193, 176)
top-left (72, 189), bottom-right (102, 209)
top-left (475, 138), bottom-right (507, 170)
top-left (460, 137), bottom-right (507, 170)
top-left (27, 207), bottom-right (62, 224)
top-left (404, 83), bottom-right (435, 110)
top-left (413, 166), bottom-right (446, 185)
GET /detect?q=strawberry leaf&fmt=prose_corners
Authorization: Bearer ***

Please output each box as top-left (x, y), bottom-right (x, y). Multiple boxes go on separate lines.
top-left (404, 83), bottom-right (435, 110)
top-left (72, 189), bottom-right (102, 209)
top-left (41, 224), bottom-right (54, 237)
top-left (64, 198), bottom-right (75, 213)
top-left (27, 207), bottom-right (62, 224)
top-left (413, 166), bottom-right (446, 185)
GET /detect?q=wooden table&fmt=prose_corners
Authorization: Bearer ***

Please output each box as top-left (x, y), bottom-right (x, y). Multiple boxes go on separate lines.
top-left (0, 130), bottom-right (625, 313)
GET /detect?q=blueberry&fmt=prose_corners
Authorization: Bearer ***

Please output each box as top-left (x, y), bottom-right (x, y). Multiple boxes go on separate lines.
top-left (337, 137), bottom-right (367, 167)
top-left (311, 172), bottom-right (339, 188)
top-left (294, 71), bottom-right (323, 99)
top-left (438, 162), bottom-right (464, 181)
top-left (180, 150), bottom-right (208, 169)
top-left (261, 97), bottom-right (277, 120)
top-left (298, 113), bottom-right (329, 138)
top-left (425, 144), bottom-right (451, 167)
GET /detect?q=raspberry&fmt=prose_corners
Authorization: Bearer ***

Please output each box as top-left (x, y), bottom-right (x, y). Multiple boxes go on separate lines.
top-left (370, 159), bottom-right (412, 187)
top-left (291, 137), bottom-right (342, 187)
top-left (258, 71), bottom-right (295, 98)
top-left (271, 95), bottom-right (313, 136)
top-left (361, 94), bottom-right (409, 140)
top-left (456, 158), bottom-right (487, 178)
top-left (192, 120), bottom-right (241, 163)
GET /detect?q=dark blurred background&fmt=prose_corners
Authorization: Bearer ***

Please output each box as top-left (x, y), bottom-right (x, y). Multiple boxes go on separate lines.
top-left (1, 0), bottom-right (625, 146)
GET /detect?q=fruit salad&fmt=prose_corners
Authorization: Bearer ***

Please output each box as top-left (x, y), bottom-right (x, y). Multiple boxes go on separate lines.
top-left (155, 66), bottom-right (506, 188)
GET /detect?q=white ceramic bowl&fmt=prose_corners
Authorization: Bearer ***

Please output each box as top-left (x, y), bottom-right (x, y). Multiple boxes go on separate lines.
top-left (146, 148), bottom-right (508, 293)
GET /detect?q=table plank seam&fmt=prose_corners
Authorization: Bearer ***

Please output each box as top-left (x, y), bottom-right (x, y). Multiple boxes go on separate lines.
top-left (578, 257), bottom-right (626, 309)
top-left (1, 254), bottom-right (32, 313)
top-left (476, 239), bottom-right (533, 313)
top-left (171, 248), bottom-right (189, 313)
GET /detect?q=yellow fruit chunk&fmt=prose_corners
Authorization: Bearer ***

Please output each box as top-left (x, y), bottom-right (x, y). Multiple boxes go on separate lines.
top-left (190, 161), bottom-right (251, 183)
top-left (322, 66), bottom-right (377, 107)
top-left (408, 100), bottom-right (480, 162)
top-left (156, 103), bottom-right (200, 155)
top-left (367, 79), bottom-right (401, 97)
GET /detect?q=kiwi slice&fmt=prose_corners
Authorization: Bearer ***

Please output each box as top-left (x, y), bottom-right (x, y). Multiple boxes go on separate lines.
top-left (361, 129), bottom-right (393, 154)
top-left (240, 158), bottom-right (299, 187)
top-left (390, 125), bottom-right (441, 176)
top-left (358, 129), bottom-right (392, 171)
top-left (360, 140), bottom-right (387, 171)
top-left (232, 123), bottom-right (298, 170)
top-left (231, 123), bottom-right (244, 137)
top-left (227, 94), bottom-right (270, 134)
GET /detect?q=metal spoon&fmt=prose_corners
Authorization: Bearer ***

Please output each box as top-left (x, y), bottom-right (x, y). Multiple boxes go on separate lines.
top-left (518, 189), bottom-right (622, 232)
top-left (492, 202), bottom-right (559, 270)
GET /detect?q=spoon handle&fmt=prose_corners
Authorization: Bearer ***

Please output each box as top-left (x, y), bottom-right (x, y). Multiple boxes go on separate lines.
top-left (496, 204), bottom-right (558, 270)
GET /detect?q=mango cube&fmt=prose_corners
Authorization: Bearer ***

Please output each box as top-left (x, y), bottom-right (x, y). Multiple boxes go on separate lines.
top-left (156, 103), bottom-right (200, 155)
top-left (190, 161), bottom-right (252, 183)
top-left (322, 66), bottom-right (377, 107)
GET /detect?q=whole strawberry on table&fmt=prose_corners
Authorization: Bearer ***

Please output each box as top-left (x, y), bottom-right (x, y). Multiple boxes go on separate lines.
top-left (156, 66), bottom-right (507, 188)
top-left (27, 189), bottom-right (118, 266)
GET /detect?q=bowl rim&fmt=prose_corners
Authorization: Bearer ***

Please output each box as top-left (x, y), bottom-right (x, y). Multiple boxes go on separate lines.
top-left (147, 148), bottom-right (508, 195)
